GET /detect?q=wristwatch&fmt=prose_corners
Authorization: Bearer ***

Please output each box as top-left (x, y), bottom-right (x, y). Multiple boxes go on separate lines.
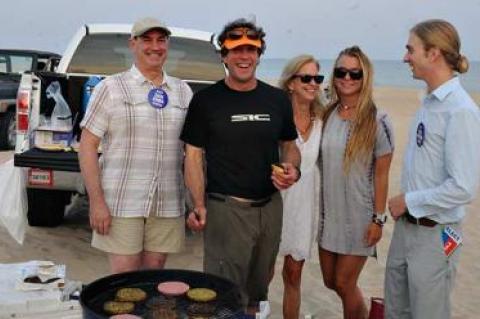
top-left (372, 212), bottom-right (387, 227)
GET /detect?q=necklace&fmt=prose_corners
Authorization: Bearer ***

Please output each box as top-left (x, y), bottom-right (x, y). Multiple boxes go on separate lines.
top-left (297, 121), bottom-right (312, 135)
top-left (295, 114), bottom-right (314, 135)
top-left (337, 102), bottom-right (357, 121)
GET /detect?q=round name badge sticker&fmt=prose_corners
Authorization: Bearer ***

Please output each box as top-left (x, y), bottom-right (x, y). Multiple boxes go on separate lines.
top-left (148, 88), bottom-right (169, 109)
top-left (416, 122), bottom-right (425, 147)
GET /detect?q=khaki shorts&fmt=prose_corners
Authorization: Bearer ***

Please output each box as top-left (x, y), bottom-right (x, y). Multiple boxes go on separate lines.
top-left (92, 215), bottom-right (185, 255)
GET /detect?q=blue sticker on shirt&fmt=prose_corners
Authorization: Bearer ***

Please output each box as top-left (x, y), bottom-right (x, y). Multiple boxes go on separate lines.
top-left (416, 122), bottom-right (425, 147)
top-left (148, 88), bottom-right (169, 109)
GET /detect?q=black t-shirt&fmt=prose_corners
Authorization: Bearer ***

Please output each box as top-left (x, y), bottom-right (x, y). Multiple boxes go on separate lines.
top-left (180, 80), bottom-right (297, 199)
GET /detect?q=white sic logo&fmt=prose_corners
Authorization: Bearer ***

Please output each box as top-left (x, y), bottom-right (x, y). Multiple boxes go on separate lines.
top-left (231, 114), bottom-right (271, 122)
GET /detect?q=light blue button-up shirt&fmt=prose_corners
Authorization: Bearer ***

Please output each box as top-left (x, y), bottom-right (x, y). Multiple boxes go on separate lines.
top-left (402, 77), bottom-right (480, 224)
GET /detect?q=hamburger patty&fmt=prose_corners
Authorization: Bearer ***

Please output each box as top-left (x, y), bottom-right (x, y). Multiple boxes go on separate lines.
top-left (186, 288), bottom-right (217, 302)
top-left (115, 287), bottom-right (148, 302)
top-left (103, 300), bottom-right (135, 315)
top-left (146, 296), bottom-right (176, 310)
top-left (187, 302), bottom-right (216, 317)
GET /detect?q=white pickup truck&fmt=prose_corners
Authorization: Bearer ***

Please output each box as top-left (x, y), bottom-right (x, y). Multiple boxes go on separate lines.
top-left (14, 24), bottom-right (224, 227)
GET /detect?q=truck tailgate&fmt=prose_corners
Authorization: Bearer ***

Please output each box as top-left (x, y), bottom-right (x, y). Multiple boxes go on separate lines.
top-left (14, 149), bottom-right (80, 172)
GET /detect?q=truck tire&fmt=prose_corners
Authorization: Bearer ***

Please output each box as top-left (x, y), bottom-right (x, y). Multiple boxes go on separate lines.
top-left (27, 189), bottom-right (72, 227)
top-left (0, 111), bottom-right (16, 150)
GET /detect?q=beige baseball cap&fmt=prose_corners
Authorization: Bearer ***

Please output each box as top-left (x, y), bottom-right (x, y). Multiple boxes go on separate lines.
top-left (131, 17), bottom-right (171, 38)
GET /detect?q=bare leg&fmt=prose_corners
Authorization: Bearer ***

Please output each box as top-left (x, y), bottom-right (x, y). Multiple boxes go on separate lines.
top-left (142, 251), bottom-right (167, 269)
top-left (335, 255), bottom-right (368, 319)
top-left (282, 255), bottom-right (305, 319)
top-left (318, 247), bottom-right (338, 290)
top-left (108, 253), bottom-right (142, 273)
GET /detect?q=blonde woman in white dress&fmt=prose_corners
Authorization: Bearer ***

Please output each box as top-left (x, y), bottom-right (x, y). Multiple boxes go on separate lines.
top-left (277, 55), bottom-right (324, 319)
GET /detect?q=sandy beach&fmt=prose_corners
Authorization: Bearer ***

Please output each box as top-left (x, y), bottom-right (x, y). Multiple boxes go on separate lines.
top-left (0, 86), bottom-right (479, 318)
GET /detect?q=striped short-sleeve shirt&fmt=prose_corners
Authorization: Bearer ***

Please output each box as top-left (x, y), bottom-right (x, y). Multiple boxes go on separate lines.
top-left (80, 65), bottom-right (193, 217)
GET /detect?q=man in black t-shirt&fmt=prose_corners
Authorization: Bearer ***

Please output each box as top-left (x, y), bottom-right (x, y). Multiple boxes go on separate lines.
top-left (180, 18), bottom-right (301, 313)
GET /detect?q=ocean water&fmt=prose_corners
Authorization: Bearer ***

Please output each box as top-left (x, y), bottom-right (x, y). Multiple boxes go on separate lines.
top-left (257, 58), bottom-right (480, 93)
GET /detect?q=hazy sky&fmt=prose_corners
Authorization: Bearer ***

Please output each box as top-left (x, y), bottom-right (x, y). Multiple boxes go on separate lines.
top-left (2, 0), bottom-right (480, 61)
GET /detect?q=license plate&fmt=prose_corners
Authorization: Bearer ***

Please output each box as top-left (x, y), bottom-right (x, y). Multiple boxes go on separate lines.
top-left (28, 168), bottom-right (53, 186)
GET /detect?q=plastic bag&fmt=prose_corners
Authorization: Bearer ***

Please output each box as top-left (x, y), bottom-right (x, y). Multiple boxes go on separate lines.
top-left (82, 76), bottom-right (102, 113)
top-left (46, 81), bottom-right (72, 130)
top-left (0, 160), bottom-right (28, 244)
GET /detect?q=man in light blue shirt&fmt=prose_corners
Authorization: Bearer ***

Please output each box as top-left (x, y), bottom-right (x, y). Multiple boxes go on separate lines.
top-left (385, 19), bottom-right (480, 319)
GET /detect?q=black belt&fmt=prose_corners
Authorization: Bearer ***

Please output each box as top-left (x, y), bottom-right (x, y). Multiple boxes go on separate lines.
top-left (207, 193), bottom-right (272, 208)
top-left (404, 211), bottom-right (438, 227)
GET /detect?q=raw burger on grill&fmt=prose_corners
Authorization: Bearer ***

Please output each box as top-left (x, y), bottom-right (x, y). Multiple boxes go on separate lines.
top-left (157, 281), bottom-right (190, 297)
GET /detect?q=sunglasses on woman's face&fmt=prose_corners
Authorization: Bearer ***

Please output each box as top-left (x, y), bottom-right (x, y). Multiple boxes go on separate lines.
top-left (334, 68), bottom-right (363, 80)
top-left (226, 29), bottom-right (261, 40)
top-left (293, 74), bottom-right (325, 84)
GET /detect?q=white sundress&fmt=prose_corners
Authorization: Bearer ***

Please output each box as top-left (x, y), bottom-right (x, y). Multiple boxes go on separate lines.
top-left (279, 119), bottom-right (321, 261)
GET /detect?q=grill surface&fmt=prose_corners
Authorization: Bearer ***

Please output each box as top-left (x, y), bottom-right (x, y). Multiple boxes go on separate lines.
top-left (80, 269), bottom-right (244, 318)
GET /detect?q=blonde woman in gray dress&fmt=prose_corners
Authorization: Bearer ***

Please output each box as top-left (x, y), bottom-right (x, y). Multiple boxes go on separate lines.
top-left (277, 54), bottom-right (323, 319)
top-left (318, 46), bottom-right (394, 319)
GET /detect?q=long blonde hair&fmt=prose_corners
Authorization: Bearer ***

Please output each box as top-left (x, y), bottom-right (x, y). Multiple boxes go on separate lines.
top-left (322, 46), bottom-right (377, 173)
top-left (278, 54), bottom-right (323, 118)
top-left (411, 19), bottom-right (469, 73)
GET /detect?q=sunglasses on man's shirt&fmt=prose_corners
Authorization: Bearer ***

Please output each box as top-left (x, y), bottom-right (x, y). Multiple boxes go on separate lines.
top-left (292, 74), bottom-right (325, 84)
top-left (334, 68), bottom-right (363, 80)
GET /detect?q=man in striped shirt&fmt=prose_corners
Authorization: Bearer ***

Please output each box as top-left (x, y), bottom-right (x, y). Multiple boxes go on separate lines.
top-left (79, 17), bottom-right (192, 273)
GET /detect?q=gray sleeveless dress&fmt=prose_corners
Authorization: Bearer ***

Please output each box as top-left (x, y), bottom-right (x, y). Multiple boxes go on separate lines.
top-left (318, 109), bottom-right (394, 256)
